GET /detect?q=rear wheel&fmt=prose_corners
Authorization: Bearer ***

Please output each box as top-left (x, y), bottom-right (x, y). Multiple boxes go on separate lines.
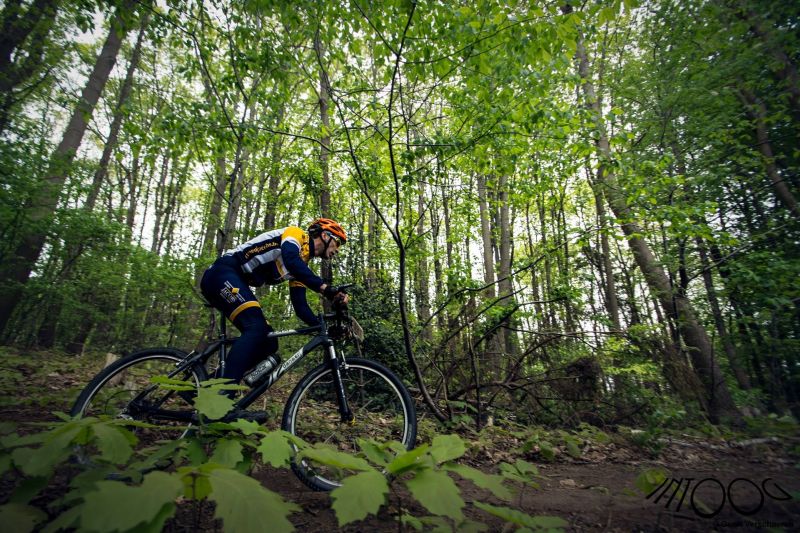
top-left (282, 357), bottom-right (416, 491)
top-left (71, 348), bottom-right (206, 462)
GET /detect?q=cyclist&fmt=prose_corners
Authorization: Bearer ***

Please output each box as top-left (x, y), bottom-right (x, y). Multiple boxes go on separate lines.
top-left (200, 218), bottom-right (349, 388)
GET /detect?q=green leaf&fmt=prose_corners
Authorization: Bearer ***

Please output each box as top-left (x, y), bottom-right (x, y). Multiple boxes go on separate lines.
top-left (41, 506), bottom-right (81, 533)
top-left (228, 419), bottom-right (263, 436)
top-left (207, 468), bottom-right (299, 533)
top-left (92, 422), bottom-right (134, 464)
top-left (10, 476), bottom-right (50, 505)
top-left (211, 439), bottom-right (244, 468)
top-left (635, 468), bottom-right (668, 495)
top-left (444, 464), bottom-right (512, 501)
top-left (538, 441), bottom-right (555, 461)
top-left (194, 387), bottom-right (235, 420)
top-left (474, 502), bottom-right (567, 530)
top-left (185, 439), bottom-right (208, 465)
top-left (298, 446), bottom-right (372, 472)
top-left (357, 438), bottom-right (391, 466)
top-left (564, 437), bottom-right (581, 459)
top-left (0, 503), bottom-right (47, 533)
top-left (258, 431), bottom-right (293, 468)
top-left (400, 514), bottom-right (424, 531)
top-left (430, 434), bottom-right (466, 464)
top-left (330, 470), bottom-right (389, 526)
top-left (80, 471), bottom-right (183, 532)
top-left (0, 453), bottom-right (11, 475)
top-left (387, 444), bottom-right (429, 474)
top-left (406, 469), bottom-right (464, 521)
top-left (458, 519), bottom-right (490, 532)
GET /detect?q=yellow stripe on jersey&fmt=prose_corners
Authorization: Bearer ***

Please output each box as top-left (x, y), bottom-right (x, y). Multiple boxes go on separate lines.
top-left (289, 280), bottom-right (308, 288)
top-left (230, 300), bottom-right (261, 322)
top-left (281, 226), bottom-right (305, 248)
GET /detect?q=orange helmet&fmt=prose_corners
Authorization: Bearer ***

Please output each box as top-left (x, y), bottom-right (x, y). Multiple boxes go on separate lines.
top-left (308, 218), bottom-right (347, 245)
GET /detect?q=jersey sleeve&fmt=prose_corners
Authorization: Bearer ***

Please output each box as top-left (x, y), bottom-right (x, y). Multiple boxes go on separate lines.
top-left (290, 285), bottom-right (320, 326)
top-left (280, 227), bottom-right (324, 291)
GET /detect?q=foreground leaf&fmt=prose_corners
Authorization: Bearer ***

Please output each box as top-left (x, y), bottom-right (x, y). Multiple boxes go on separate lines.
top-left (406, 469), bottom-right (464, 521)
top-left (80, 471), bottom-right (182, 532)
top-left (387, 444), bottom-right (429, 475)
top-left (330, 470), bottom-right (389, 526)
top-left (0, 503), bottom-right (47, 533)
top-left (444, 463), bottom-right (513, 501)
top-left (211, 439), bottom-right (244, 468)
top-left (207, 468), bottom-right (299, 533)
top-left (298, 446), bottom-right (372, 472)
top-left (258, 431), bottom-right (293, 467)
top-left (92, 422), bottom-right (134, 464)
top-left (194, 388), bottom-right (235, 420)
top-left (473, 502), bottom-right (567, 530)
top-left (430, 434), bottom-right (466, 464)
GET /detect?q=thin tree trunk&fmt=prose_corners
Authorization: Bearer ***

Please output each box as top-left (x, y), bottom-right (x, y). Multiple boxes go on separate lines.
top-left (416, 183), bottom-right (432, 342)
top-left (736, 87), bottom-right (800, 219)
top-left (315, 29), bottom-right (332, 285)
top-left (477, 175), bottom-right (496, 298)
top-left (0, 0), bottom-right (135, 333)
top-left (202, 156), bottom-right (227, 257)
top-left (85, 11), bottom-right (150, 211)
top-left (696, 236), bottom-right (751, 389)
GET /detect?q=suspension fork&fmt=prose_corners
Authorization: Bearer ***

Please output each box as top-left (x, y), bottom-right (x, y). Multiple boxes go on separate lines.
top-left (327, 343), bottom-right (354, 423)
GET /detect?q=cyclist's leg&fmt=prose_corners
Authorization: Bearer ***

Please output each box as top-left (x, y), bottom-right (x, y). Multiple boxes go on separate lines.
top-left (225, 307), bottom-right (277, 382)
top-left (200, 262), bottom-right (277, 383)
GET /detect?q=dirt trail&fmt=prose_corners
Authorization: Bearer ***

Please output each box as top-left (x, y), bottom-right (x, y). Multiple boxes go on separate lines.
top-left (246, 438), bottom-right (800, 532)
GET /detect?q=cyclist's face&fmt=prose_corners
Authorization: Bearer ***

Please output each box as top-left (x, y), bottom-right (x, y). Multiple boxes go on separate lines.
top-left (319, 234), bottom-right (341, 259)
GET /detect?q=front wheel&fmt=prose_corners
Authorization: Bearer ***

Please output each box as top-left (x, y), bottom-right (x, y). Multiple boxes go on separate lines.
top-left (282, 357), bottom-right (417, 491)
top-left (71, 348), bottom-right (207, 462)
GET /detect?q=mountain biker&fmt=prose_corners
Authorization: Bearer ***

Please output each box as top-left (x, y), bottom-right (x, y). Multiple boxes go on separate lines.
top-left (200, 218), bottom-right (349, 385)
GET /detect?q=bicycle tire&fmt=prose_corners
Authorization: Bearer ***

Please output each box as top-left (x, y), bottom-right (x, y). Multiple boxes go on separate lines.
top-left (282, 357), bottom-right (417, 491)
top-left (71, 348), bottom-right (207, 463)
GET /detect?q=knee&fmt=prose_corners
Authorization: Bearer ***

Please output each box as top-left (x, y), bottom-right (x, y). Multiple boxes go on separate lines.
top-left (260, 324), bottom-right (278, 355)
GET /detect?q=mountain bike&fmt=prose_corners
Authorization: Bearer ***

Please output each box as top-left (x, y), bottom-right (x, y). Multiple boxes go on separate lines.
top-left (70, 285), bottom-right (417, 491)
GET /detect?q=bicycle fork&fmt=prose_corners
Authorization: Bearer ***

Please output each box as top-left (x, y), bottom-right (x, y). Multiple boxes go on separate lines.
top-left (327, 343), bottom-right (354, 424)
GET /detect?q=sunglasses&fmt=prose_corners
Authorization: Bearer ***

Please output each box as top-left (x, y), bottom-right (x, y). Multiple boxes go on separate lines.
top-left (324, 231), bottom-right (343, 246)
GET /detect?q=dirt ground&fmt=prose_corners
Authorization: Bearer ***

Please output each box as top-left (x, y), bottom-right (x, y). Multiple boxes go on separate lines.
top-left (241, 442), bottom-right (799, 532)
top-left (1, 349), bottom-right (799, 532)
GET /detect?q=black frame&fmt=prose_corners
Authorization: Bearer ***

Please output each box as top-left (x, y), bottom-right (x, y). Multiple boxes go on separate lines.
top-left (168, 310), bottom-right (353, 422)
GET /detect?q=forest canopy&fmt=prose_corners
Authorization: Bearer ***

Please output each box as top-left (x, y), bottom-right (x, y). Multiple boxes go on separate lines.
top-left (1, 0), bottom-right (798, 427)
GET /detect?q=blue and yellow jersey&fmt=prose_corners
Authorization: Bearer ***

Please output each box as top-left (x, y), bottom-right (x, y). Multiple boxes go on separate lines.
top-left (223, 227), bottom-right (323, 291)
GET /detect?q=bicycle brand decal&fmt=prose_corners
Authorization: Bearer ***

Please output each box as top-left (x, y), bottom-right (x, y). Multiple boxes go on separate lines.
top-left (645, 475), bottom-right (792, 519)
top-left (277, 346), bottom-right (305, 374)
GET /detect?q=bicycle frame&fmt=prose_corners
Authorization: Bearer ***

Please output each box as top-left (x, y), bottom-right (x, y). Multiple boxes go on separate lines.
top-left (170, 310), bottom-right (354, 423)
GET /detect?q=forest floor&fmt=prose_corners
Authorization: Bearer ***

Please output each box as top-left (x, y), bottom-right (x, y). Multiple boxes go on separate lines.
top-left (1, 348), bottom-right (799, 532)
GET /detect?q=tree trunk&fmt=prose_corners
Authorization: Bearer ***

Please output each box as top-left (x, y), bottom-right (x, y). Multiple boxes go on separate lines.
top-left (566, 3), bottom-right (742, 423)
top-left (415, 183), bottom-right (432, 342)
top-left (496, 173), bottom-right (517, 358)
top-left (735, 3), bottom-right (800, 124)
top-left (85, 11), bottom-right (150, 211)
top-left (736, 87), bottom-right (800, 219)
top-left (477, 175), bottom-right (496, 298)
top-left (696, 236), bottom-right (751, 389)
top-left (0, 0), bottom-right (59, 133)
top-left (201, 156), bottom-right (227, 258)
top-left (315, 29), bottom-right (332, 286)
top-left (0, 0), bottom-right (135, 334)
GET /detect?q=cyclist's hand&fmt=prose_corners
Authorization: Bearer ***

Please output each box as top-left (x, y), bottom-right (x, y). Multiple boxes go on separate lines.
top-left (322, 284), bottom-right (349, 305)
